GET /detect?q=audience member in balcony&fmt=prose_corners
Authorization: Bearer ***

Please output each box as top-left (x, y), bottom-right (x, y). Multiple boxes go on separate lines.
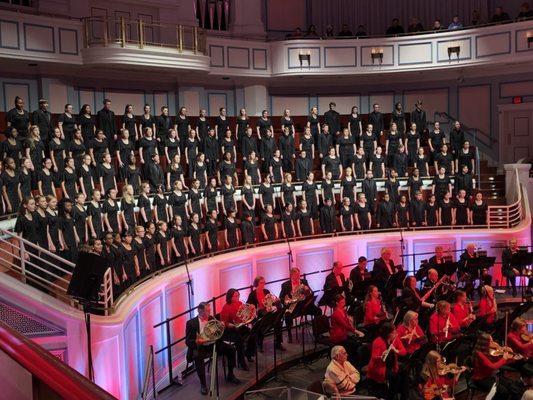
top-left (185, 130), bottom-right (200, 177)
top-left (174, 107), bottom-right (190, 153)
top-left (97, 99), bottom-right (117, 151)
top-left (120, 185), bottom-right (136, 234)
top-left (68, 129), bottom-right (86, 170)
top-left (386, 18), bottom-right (405, 35)
top-left (31, 99), bottom-right (53, 142)
top-left (377, 192), bottom-right (395, 229)
top-left (470, 192), bottom-right (488, 225)
top-left (215, 107), bottom-right (229, 145)
top-left (322, 146), bottom-right (342, 179)
top-left (449, 120), bottom-right (465, 158)
top-left (6, 96), bottom-right (30, 138)
top-left (155, 220), bottom-right (170, 269)
top-left (407, 168), bottom-right (423, 199)
top-left (305, 24), bottom-right (319, 38)
top-left (324, 102), bottom-right (341, 140)
top-left (435, 143), bottom-right (454, 175)
top-left (385, 169), bottom-right (400, 204)
top-left (433, 166), bottom-right (452, 200)
top-left (24, 125), bottom-right (44, 172)
top-left (49, 127), bottom-right (66, 174)
top-left (471, 10), bottom-right (483, 26)
top-left (281, 202), bottom-right (296, 238)
top-left (89, 129), bottom-right (109, 167)
top-left (259, 174), bottom-right (274, 209)
top-left (429, 121), bottom-right (445, 157)
top-left (340, 197), bottom-right (354, 232)
top-left (491, 6), bottom-right (511, 23)
top-left (448, 15), bottom-right (464, 30)
top-left (337, 24), bottom-right (353, 37)
top-left (361, 124), bottom-right (377, 165)
top-left (385, 122), bottom-right (402, 167)
top-left (455, 189), bottom-right (469, 226)
top-left (287, 27), bottom-right (303, 39)
top-left (353, 25), bottom-right (367, 37)
top-left (336, 127), bottom-right (361, 171)
top-left (318, 124), bottom-right (333, 161)
top-left (362, 169), bottom-right (377, 213)
top-left (256, 109), bottom-right (272, 139)
top-left (19, 157), bottom-right (32, 201)
top-left (205, 209), bottom-right (219, 252)
top-left (308, 106), bottom-right (321, 143)
top-left (139, 104), bottom-right (156, 139)
top-left (46, 196), bottom-right (60, 252)
top-left (281, 108), bottom-right (295, 136)
top-left (425, 194), bottom-right (438, 227)
top-left (241, 212), bottom-right (255, 245)
top-left (260, 204), bottom-right (277, 240)
top-left (37, 158), bottom-right (56, 198)
top-left (269, 148), bottom-right (283, 183)
top-left (326, 25), bottom-right (335, 37)
top-left (370, 146), bottom-right (385, 179)
top-left (410, 191), bottom-right (426, 227)
top-left (78, 104), bottom-right (96, 142)
top-left (281, 172), bottom-right (296, 207)
top-left (122, 104), bottom-right (138, 142)
top-left (517, 2), bottom-right (533, 20)
top-left (242, 126), bottom-right (258, 161)
top-left (1, 157), bottom-right (20, 214)
top-left (432, 19), bottom-right (444, 31)
top-left (86, 189), bottom-right (103, 239)
top-left (456, 140), bottom-right (475, 174)
top-left (411, 101), bottom-right (427, 137)
top-left (295, 149), bottom-right (312, 181)
top-left (369, 103), bottom-right (384, 138)
top-left (1, 128), bottom-right (22, 164)
top-left (196, 108), bottom-right (209, 147)
top-left (353, 147), bottom-right (366, 179)
top-left (455, 164), bottom-right (474, 199)
top-left (296, 199), bottom-right (314, 236)
top-left (438, 191), bottom-right (454, 226)
top-left (170, 215), bottom-right (187, 263)
top-left (355, 192), bottom-right (372, 230)
top-left (155, 106), bottom-right (172, 148)
top-left (204, 128), bottom-right (219, 176)
top-left (320, 197), bottom-right (337, 233)
top-left (163, 129), bottom-right (180, 166)
top-left (58, 198), bottom-right (78, 262)
top-left (407, 17), bottom-right (425, 33)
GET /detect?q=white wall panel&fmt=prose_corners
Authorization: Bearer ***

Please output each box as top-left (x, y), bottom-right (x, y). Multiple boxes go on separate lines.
top-left (182, 90), bottom-right (200, 114)
top-left (318, 96), bottom-right (360, 114)
top-left (369, 93), bottom-right (394, 113)
top-left (78, 89), bottom-right (95, 111)
top-left (48, 82), bottom-right (68, 113)
top-left (153, 92), bottom-right (169, 112)
top-left (399, 43), bottom-right (432, 65)
top-left (0, 20), bottom-right (19, 49)
top-left (500, 80), bottom-right (533, 97)
top-left (23, 23), bottom-right (54, 52)
top-left (458, 85), bottom-right (491, 137)
top-left (476, 32), bottom-right (511, 58)
top-left (437, 38), bottom-right (471, 62)
top-left (404, 88), bottom-right (448, 124)
top-left (208, 93), bottom-right (227, 116)
top-left (227, 46), bottom-right (250, 69)
top-left (324, 46), bottom-right (357, 68)
top-left (4, 83), bottom-right (29, 110)
top-left (271, 96), bottom-right (309, 116)
top-left (104, 91), bottom-right (145, 114)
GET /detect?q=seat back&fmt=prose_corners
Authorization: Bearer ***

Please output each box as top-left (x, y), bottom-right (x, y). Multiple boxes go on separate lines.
top-left (306, 379), bottom-right (325, 395)
top-left (312, 315), bottom-right (330, 337)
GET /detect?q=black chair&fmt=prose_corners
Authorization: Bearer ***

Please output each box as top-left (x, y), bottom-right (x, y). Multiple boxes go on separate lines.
top-left (311, 314), bottom-right (333, 355)
top-left (306, 379), bottom-right (326, 397)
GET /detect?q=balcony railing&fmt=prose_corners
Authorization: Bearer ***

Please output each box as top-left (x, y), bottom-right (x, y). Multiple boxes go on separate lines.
top-left (82, 17), bottom-right (208, 55)
top-left (487, 168), bottom-right (525, 229)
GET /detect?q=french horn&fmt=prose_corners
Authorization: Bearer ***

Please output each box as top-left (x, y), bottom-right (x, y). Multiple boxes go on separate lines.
top-left (199, 319), bottom-right (225, 345)
top-left (235, 303), bottom-right (256, 326)
top-left (262, 293), bottom-right (279, 312)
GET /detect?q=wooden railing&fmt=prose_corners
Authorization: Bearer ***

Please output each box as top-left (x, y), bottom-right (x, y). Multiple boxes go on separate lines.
top-left (488, 168), bottom-right (523, 229)
top-left (82, 17), bottom-right (208, 54)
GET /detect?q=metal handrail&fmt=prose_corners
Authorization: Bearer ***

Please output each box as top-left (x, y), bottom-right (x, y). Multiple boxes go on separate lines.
top-left (82, 16), bottom-right (208, 55)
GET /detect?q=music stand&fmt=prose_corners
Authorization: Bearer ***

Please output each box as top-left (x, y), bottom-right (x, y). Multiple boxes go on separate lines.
top-left (511, 251), bottom-right (533, 296)
top-left (437, 261), bottom-right (459, 278)
top-left (465, 256), bottom-right (496, 280)
top-left (67, 251), bottom-right (108, 382)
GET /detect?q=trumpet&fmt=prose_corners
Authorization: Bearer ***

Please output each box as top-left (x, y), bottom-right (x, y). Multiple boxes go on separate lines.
top-left (235, 303), bottom-right (256, 326)
top-left (198, 319), bottom-right (225, 346)
top-left (262, 293), bottom-right (279, 312)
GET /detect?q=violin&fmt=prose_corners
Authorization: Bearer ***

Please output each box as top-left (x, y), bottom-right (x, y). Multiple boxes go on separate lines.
top-left (489, 342), bottom-right (523, 360)
top-left (423, 384), bottom-right (451, 400)
top-left (521, 332), bottom-right (533, 342)
top-left (438, 363), bottom-right (468, 376)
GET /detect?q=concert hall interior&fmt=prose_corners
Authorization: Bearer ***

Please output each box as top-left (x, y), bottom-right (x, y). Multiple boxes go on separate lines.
top-left (0, 0), bottom-right (533, 399)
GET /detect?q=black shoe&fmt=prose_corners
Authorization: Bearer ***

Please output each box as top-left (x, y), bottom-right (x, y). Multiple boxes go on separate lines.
top-left (227, 374), bottom-right (241, 384)
top-left (200, 385), bottom-right (208, 395)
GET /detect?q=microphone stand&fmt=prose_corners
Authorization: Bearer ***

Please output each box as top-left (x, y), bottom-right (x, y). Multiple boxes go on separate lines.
top-left (286, 237), bottom-right (294, 274)
top-left (184, 254), bottom-right (194, 318)
top-left (398, 227), bottom-right (408, 274)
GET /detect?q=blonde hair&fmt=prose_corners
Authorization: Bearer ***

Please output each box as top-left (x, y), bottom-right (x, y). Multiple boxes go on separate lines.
top-left (122, 184), bottom-right (134, 203)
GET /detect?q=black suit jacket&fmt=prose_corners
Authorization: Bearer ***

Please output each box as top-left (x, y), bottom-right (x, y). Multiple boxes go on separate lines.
top-left (246, 288), bottom-right (271, 308)
top-left (319, 204), bottom-right (336, 233)
top-left (372, 258), bottom-right (395, 285)
top-left (185, 315), bottom-right (215, 361)
top-left (279, 278), bottom-right (310, 302)
top-left (31, 109), bottom-right (52, 140)
top-left (320, 272), bottom-right (348, 306)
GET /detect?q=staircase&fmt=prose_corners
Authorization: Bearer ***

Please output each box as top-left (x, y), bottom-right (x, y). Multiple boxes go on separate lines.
top-left (478, 160), bottom-right (506, 205)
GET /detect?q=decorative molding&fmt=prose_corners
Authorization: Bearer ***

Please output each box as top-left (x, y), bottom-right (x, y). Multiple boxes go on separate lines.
top-left (207, 92), bottom-right (228, 116)
top-left (23, 22), bottom-right (55, 53)
top-left (58, 28), bottom-right (78, 55)
top-left (515, 28), bottom-right (533, 53)
top-left (0, 19), bottom-right (20, 50)
top-left (209, 44), bottom-right (225, 67)
top-left (252, 48), bottom-right (268, 70)
top-left (323, 46), bottom-right (357, 68)
top-left (2, 82), bottom-right (30, 113)
top-left (227, 46), bottom-right (250, 69)
top-left (436, 38), bottom-right (472, 62)
top-left (287, 46), bottom-right (321, 69)
top-left (499, 79), bottom-right (533, 98)
top-left (398, 42), bottom-right (433, 65)
top-left (475, 31), bottom-right (511, 58)
top-left (360, 45), bottom-right (394, 67)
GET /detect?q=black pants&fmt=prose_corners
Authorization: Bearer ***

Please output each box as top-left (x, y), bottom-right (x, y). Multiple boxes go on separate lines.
top-left (193, 341), bottom-right (236, 387)
top-left (222, 326), bottom-right (254, 365)
top-left (284, 303), bottom-right (322, 340)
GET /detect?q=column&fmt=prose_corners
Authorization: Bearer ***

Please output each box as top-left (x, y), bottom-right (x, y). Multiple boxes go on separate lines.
top-left (230, 0), bottom-right (266, 38)
top-left (244, 85), bottom-right (268, 116)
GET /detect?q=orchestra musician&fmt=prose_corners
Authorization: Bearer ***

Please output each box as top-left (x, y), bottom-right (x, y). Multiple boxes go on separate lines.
top-left (246, 276), bottom-right (285, 351)
top-left (458, 243), bottom-right (478, 296)
top-left (330, 294), bottom-right (365, 364)
top-left (429, 301), bottom-right (460, 343)
top-left (185, 302), bottom-right (240, 395)
top-left (372, 247), bottom-right (401, 299)
top-left (321, 261), bottom-right (350, 307)
top-left (471, 333), bottom-right (516, 392)
top-left (419, 350), bottom-right (461, 400)
top-left (323, 346), bottom-right (361, 397)
top-left (428, 246), bottom-right (446, 268)
top-left (502, 238), bottom-right (521, 297)
top-left (507, 317), bottom-right (533, 359)
top-left (219, 288), bottom-right (255, 369)
top-left (363, 285), bottom-right (389, 326)
top-left (451, 289), bottom-right (476, 329)
top-left (400, 276), bottom-right (434, 314)
top-left (396, 310), bottom-right (426, 355)
top-left (422, 269), bottom-right (440, 303)
top-left (279, 267), bottom-right (322, 343)
top-left (477, 285), bottom-right (497, 325)
top-left (366, 322), bottom-right (407, 400)
top-left (349, 256), bottom-right (371, 301)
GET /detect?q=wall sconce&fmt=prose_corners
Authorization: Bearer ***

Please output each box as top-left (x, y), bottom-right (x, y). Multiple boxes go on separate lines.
top-left (299, 49), bottom-right (311, 67)
top-left (527, 31), bottom-right (533, 48)
top-left (371, 47), bottom-right (384, 64)
top-left (447, 45), bottom-right (460, 60)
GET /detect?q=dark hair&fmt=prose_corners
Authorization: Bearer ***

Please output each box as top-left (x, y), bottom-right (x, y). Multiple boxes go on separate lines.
top-left (14, 96), bottom-right (23, 106)
top-left (334, 294), bottom-right (344, 305)
top-left (379, 322), bottom-right (395, 340)
top-left (103, 98), bottom-right (111, 104)
top-left (124, 104), bottom-right (133, 114)
top-left (358, 256), bottom-right (367, 262)
top-left (253, 276), bottom-right (265, 287)
top-left (198, 301), bottom-right (209, 311)
top-left (79, 104), bottom-right (91, 115)
top-left (58, 198), bottom-right (73, 218)
top-left (18, 197), bottom-right (33, 216)
top-left (225, 288), bottom-right (238, 304)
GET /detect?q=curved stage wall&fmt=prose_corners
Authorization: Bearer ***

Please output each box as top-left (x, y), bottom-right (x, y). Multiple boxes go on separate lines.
top-left (0, 223), bottom-right (530, 399)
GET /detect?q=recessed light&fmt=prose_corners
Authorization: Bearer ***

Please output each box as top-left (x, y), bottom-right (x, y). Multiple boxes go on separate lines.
top-left (28, 63), bottom-right (38, 67)
top-left (222, 77), bottom-right (230, 80)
